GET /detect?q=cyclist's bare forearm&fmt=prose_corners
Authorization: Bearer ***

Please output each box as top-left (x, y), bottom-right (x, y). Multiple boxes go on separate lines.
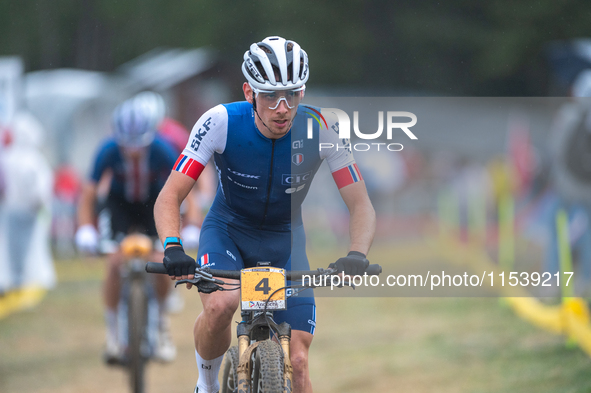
top-left (154, 171), bottom-right (196, 245)
top-left (77, 182), bottom-right (98, 227)
top-left (182, 188), bottom-right (203, 226)
top-left (348, 199), bottom-right (375, 254)
top-left (339, 181), bottom-right (376, 255)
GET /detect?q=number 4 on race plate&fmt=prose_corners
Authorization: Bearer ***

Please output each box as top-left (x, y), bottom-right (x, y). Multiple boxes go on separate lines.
top-left (240, 267), bottom-right (287, 311)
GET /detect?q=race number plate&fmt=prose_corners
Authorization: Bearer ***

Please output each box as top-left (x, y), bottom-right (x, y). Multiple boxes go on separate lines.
top-left (240, 267), bottom-right (286, 311)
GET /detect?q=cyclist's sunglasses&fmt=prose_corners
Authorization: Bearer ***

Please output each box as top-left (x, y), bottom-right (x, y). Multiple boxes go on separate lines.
top-left (251, 85), bottom-right (305, 110)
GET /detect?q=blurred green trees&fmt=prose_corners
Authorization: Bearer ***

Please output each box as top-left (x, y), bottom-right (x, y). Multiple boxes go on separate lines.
top-left (1, 0), bottom-right (590, 95)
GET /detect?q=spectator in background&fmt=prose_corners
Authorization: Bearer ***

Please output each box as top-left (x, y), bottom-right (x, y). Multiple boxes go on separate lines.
top-left (0, 128), bottom-right (5, 200)
top-left (354, 148), bottom-right (407, 215)
top-left (0, 125), bottom-right (6, 295)
top-left (52, 164), bottom-right (81, 258)
top-left (0, 111), bottom-right (55, 293)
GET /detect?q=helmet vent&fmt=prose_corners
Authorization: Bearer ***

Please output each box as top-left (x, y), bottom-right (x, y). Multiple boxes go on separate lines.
top-left (242, 36), bottom-right (308, 90)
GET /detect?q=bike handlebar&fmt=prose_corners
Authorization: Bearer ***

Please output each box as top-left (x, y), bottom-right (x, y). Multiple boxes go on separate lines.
top-left (364, 264), bottom-right (382, 276)
top-left (145, 262), bottom-right (382, 280)
top-left (145, 262), bottom-right (168, 275)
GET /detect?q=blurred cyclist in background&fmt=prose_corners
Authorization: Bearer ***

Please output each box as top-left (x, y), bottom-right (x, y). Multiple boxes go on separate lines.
top-left (136, 91), bottom-right (215, 316)
top-left (75, 92), bottom-right (197, 363)
top-left (137, 91), bottom-right (215, 249)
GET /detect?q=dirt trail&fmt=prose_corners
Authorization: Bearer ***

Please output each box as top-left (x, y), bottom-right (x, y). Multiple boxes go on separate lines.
top-left (2, 257), bottom-right (591, 393)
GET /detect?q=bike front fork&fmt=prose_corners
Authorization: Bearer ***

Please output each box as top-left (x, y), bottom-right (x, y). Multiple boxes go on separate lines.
top-left (236, 320), bottom-right (293, 392)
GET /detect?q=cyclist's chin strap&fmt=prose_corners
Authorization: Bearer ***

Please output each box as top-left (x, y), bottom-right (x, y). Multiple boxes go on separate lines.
top-left (254, 107), bottom-right (273, 132)
top-left (252, 95), bottom-right (294, 135)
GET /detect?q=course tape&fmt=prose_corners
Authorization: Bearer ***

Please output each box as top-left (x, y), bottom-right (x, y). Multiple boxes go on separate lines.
top-left (0, 286), bottom-right (47, 320)
top-left (438, 233), bottom-right (591, 358)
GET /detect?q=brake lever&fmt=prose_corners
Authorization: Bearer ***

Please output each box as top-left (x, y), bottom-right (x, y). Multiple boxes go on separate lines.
top-left (173, 270), bottom-right (220, 286)
top-left (194, 268), bottom-right (214, 280)
top-left (174, 278), bottom-right (223, 294)
top-left (175, 278), bottom-right (202, 287)
top-left (196, 268), bottom-right (227, 284)
top-left (174, 273), bottom-right (224, 287)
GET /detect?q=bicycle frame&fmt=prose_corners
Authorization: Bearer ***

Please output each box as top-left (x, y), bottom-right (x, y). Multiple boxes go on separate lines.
top-left (119, 234), bottom-right (159, 393)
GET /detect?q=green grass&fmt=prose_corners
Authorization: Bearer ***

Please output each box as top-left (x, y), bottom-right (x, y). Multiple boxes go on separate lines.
top-left (311, 297), bottom-right (591, 393)
top-left (1, 255), bottom-right (591, 393)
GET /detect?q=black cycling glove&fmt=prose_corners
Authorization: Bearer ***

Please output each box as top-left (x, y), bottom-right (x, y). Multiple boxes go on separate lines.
top-left (163, 246), bottom-right (197, 277)
top-left (330, 251), bottom-right (369, 276)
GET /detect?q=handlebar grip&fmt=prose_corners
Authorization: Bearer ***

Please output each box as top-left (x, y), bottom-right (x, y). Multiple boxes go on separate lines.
top-left (207, 269), bottom-right (241, 280)
top-left (365, 264), bottom-right (382, 275)
top-left (145, 262), bottom-right (168, 274)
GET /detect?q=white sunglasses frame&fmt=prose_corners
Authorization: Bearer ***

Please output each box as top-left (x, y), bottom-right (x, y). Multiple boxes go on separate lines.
top-left (250, 84), bottom-right (306, 109)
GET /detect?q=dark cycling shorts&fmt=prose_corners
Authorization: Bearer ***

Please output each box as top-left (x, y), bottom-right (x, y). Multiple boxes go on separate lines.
top-left (197, 213), bottom-right (316, 335)
top-left (97, 194), bottom-right (158, 252)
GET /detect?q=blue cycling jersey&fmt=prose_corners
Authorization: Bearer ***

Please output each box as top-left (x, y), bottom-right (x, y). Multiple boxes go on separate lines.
top-left (175, 101), bottom-right (360, 231)
top-left (173, 101), bottom-right (363, 334)
top-left (215, 102), bottom-right (322, 229)
top-left (90, 136), bottom-right (178, 203)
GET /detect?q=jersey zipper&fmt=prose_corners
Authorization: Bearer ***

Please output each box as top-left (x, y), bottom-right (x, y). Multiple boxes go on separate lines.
top-left (260, 139), bottom-right (276, 228)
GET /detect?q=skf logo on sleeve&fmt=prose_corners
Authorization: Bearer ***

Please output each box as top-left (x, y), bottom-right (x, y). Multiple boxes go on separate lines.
top-left (190, 117), bottom-right (212, 152)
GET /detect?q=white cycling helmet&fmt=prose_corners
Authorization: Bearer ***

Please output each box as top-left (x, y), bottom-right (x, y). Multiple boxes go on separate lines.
top-left (112, 99), bottom-right (157, 149)
top-left (242, 36), bottom-right (309, 91)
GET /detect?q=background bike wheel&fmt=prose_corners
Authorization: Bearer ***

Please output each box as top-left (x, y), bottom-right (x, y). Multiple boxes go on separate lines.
top-left (128, 279), bottom-right (148, 393)
top-left (252, 340), bottom-right (285, 393)
top-left (221, 345), bottom-right (239, 393)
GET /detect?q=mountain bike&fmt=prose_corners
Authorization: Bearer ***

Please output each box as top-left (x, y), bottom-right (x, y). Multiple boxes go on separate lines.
top-left (116, 233), bottom-right (162, 393)
top-left (146, 260), bottom-right (381, 392)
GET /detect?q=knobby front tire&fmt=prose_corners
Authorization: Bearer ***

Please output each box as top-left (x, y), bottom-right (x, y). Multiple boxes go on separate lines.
top-left (221, 345), bottom-right (240, 393)
top-left (252, 340), bottom-right (285, 393)
top-left (128, 279), bottom-right (148, 393)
